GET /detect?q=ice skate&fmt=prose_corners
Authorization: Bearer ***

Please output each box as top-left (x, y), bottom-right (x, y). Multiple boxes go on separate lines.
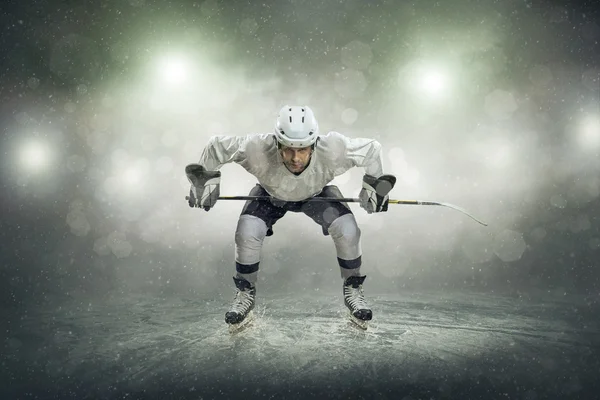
top-left (226, 277), bottom-right (256, 333)
top-left (343, 275), bottom-right (372, 330)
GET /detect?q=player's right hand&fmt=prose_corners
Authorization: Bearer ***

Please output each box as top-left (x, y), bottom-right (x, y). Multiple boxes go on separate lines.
top-left (185, 164), bottom-right (221, 211)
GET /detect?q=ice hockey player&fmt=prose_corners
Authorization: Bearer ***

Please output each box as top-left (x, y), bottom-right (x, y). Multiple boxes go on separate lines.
top-left (186, 105), bottom-right (396, 329)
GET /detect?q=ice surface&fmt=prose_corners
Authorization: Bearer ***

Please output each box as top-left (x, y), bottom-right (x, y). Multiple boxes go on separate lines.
top-left (2, 291), bottom-right (599, 399)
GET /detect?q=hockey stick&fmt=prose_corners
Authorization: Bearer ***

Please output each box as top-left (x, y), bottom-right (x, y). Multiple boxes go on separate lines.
top-left (185, 195), bottom-right (488, 226)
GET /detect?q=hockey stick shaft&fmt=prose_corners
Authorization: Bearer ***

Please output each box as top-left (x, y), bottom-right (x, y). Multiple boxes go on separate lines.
top-left (186, 195), bottom-right (488, 226)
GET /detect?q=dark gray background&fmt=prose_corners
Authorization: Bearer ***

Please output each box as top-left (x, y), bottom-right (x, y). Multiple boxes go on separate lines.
top-left (1, 0), bottom-right (599, 398)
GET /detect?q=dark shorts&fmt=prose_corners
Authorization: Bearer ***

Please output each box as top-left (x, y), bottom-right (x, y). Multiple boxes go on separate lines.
top-left (241, 184), bottom-right (353, 236)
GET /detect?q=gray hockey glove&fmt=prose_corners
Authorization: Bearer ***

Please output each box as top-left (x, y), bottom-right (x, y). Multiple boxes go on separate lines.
top-left (359, 174), bottom-right (397, 214)
top-left (185, 163), bottom-right (221, 211)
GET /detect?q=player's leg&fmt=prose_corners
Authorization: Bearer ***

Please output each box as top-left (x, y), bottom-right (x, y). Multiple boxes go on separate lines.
top-left (234, 184), bottom-right (287, 284)
top-left (226, 185), bottom-right (286, 325)
top-left (302, 186), bottom-right (372, 325)
top-left (301, 185), bottom-right (362, 279)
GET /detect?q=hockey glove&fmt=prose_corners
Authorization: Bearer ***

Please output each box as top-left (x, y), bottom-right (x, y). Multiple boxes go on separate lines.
top-left (185, 163), bottom-right (221, 211)
top-left (359, 174), bottom-right (397, 214)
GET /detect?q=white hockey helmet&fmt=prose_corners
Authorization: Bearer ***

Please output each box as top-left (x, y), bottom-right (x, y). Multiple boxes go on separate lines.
top-left (274, 105), bottom-right (319, 148)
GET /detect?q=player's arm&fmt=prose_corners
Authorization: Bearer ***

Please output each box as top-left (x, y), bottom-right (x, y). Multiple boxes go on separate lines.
top-left (186, 135), bottom-right (249, 211)
top-left (198, 135), bottom-right (248, 170)
top-left (336, 132), bottom-right (396, 214)
top-left (340, 133), bottom-right (384, 178)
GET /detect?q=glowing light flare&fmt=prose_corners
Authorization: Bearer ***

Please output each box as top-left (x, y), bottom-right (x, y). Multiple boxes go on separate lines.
top-left (146, 53), bottom-right (211, 114)
top-left (419, 69), bottom-right (446, 96)
top-left (577, 115), bottom-right (600, 149)
top-left (400, 61), bottom-right (453, 100)
top-left (20, 140), bottom-right (51, 171)
top-left (159, 56), bottom-right (188, 85)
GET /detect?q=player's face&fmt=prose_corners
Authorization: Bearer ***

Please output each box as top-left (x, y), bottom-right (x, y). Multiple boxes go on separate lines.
top-left (280, 145), bottom-right (313, 173)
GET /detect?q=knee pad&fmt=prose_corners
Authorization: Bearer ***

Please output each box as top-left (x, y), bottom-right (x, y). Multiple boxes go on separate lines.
top-left (328, 213), bottom-right (362, 260)
top-left (235, 215), bottom-right (268, 264)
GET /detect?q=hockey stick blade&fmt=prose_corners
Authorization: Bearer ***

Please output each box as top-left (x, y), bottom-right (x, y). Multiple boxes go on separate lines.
top-left (387, 199), bottom-right (488, 226)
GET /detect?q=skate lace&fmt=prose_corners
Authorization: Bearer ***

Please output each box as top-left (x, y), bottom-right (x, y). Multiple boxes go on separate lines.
top-left (344, 285), bottom-right (368, 310)
top-left (230, 289), bottom-right (254, 314)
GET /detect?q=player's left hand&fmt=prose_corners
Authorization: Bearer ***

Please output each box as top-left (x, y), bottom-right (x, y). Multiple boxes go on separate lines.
top-left (359, 174), bottom-right (396, 214)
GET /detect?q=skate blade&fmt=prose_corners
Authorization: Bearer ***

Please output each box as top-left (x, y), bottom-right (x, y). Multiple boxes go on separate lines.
top-left (348, 312), bottom-right (369, 330)
top-left (227, 310), bottom-right (255, 334)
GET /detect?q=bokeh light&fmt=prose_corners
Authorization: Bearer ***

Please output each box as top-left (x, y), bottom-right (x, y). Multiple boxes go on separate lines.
top-left (19, 140), bottom-right (51, 172)
top-left (400, 60), bottom-right (454, 101)
top-left (159, 55), bottom-right (189, 85)
top-left (577, 114), bottom-right (600, 149)
top-left (123, 167), bottom-right (141, 185)
top-left (420, 68), bottom-right (446, 96)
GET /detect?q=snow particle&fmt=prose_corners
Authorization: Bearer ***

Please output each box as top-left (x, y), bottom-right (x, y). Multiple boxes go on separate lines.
top-left (272, 34), bottom-right (290, 52)
top-left (107, 231), bottom-right (133, 259)
top-left (110, 41), bottom-right (129, 63)
top-left (69, 198), bottom-right (85, 212)
top-left (128, 0), bottom-right (146, 7)
top-left (589, 238), bottom-right (600, 250)
top-left (14, 111), bottom-right (36, 126)
top-left (200, 0), bottom-right (219, 16)
top-left (66, 209), bottom-right (91, 237)
top-left (66, 154), bottom-right (87, 173)
top-left (581, 68), bottom-right (600, 91)
top-left (240, 18), bottom-right (259, 36)
top-left (49, 34), bottom-right (102, 84)
top-left (549, 194), bottom-right (567, 208)
top-left (547, 6), bottom-right (569, 23)
top-left (27, 77), bottom-right (40, 89)
top-left (76, 84), bottom-right (88, 95)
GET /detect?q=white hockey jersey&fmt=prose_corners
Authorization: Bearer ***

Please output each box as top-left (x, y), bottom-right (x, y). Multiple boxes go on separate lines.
top-left (197, 131), bottom-right (384, 202)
